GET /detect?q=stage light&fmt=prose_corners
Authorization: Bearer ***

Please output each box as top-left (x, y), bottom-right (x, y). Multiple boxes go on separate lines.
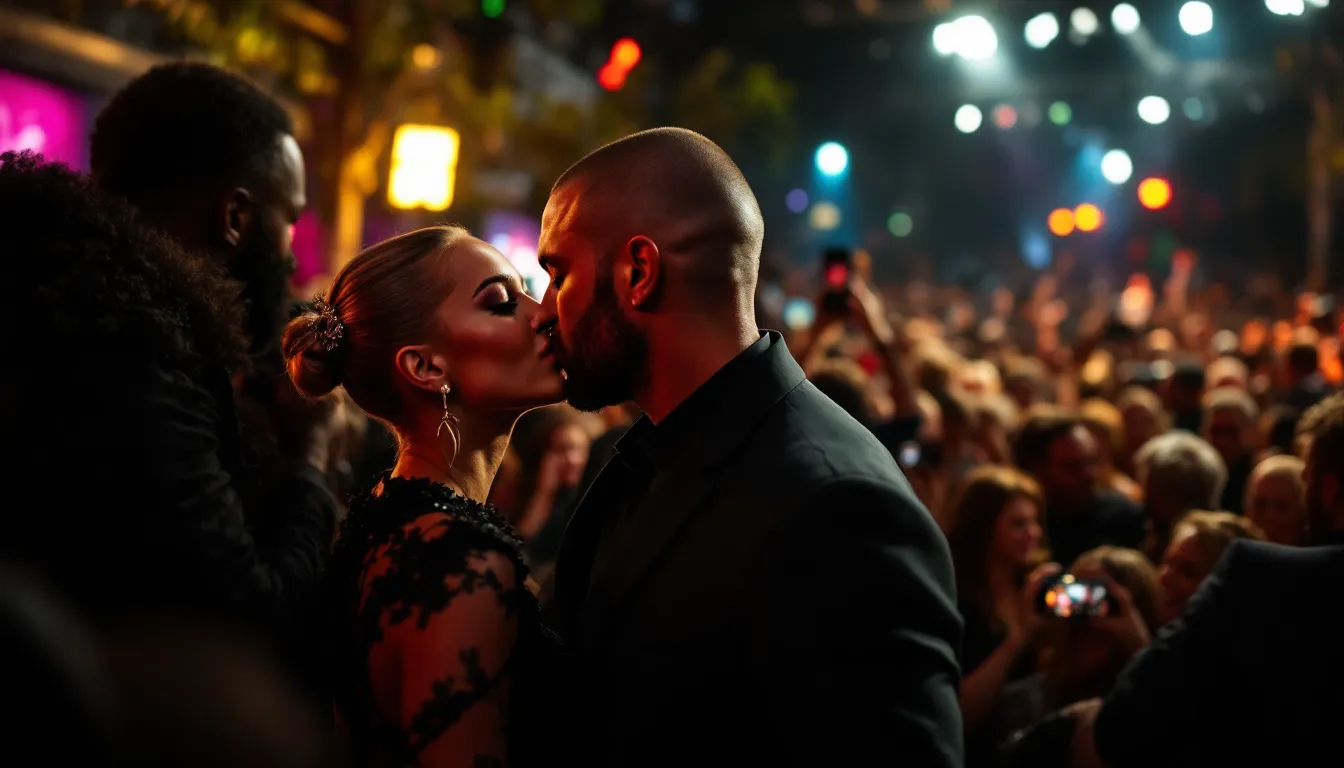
top-left (952, 15), bottom-right (998, 61)
top-left (1179, 2), bottom-right (1214, 36)
top-left (1049, 101), bottom-right (1072, 126)
top-left (932, 23), bottom-right (957, 56)
top-left (1266, 0), bottom-right (1306, 15)
top-left (888, 212), bottom-right (914, 238)
top-left (1070, 8), bottom-right (1099, 36)
top-left (1048, 208), bottom-right (1076, 237)
top-left (815, 142), bottom-right (849, 176)
top-left (1112, 4), bottom-right (1141, 34)
top-left (1024, 13), bottom-right (1060, 49)
top-left (1138, 95), bottom-right (1171, 125)
top-left (1075, 203), bottom-right (1104, 232)
top-left (992, 104), bottom-right (1018, 129)
top-left (1101, 149), bottom-right (1134, 184)
top-left (1138, 177), bottom-right (1173, 210)
top-left (955, 104), bottom-right (984, 133)
top-left (785, 189), bottom-right (808, 213)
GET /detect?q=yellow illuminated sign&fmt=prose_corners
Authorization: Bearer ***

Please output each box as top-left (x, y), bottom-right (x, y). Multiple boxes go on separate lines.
top-left (388, 124), bottom-right (460, 212)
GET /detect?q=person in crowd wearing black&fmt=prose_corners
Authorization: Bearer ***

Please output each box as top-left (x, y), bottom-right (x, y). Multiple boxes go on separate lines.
top-left (1015, 413), bottom-right (1146, 566)
top-left (0, 152), bottom-right (304, 618)
top-left (535, 128), bottom-right (962, 767)
top-left (87, 64), bottom-right (339, 697)
top-left (1066, 391), bottom-right (1344, 767)
top-left (283, 226), bottom-right (567, 766)
top-left (1282, 338), bottom-right (1330, 412)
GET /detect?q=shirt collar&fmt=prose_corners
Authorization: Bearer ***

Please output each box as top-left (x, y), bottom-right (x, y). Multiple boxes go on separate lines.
top-left (619, 332), bottom-right (774, 471)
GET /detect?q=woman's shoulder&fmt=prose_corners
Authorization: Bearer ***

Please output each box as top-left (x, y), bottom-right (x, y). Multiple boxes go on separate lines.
top-left (343, 476), bottom-right (528, 570)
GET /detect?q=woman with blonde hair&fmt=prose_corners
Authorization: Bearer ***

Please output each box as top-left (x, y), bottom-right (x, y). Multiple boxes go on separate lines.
top-left (283, 225), bottom-right (567, 766)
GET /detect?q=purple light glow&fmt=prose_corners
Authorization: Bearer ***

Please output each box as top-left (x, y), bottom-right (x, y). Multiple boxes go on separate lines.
top-left (0, 70), bottom-right (87, 170)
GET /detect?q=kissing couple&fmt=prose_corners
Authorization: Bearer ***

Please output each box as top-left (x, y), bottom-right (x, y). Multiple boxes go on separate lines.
top-left (288, 128), bottom-right (964, 767)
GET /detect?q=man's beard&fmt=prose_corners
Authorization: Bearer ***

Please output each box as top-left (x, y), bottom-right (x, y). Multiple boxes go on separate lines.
top-left (232, 220), bottom-right (293, 368)
top-left (556, 276), bottom-right (647, 413)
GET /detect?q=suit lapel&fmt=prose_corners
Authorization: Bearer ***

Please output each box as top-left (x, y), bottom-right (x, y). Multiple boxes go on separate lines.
top-left (551, 456), bottom-right (626, 638)
top-left (562, 332), bottom-right (807, 643)
top-left (584, 460), bottom-right (717, 638)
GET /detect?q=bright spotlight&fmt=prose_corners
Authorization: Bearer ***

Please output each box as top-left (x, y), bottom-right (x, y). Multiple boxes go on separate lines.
top-left (1111, 4), bottom-right (1141, 34)
top-left (932, 22), bottom-right (957, 56)
top-left (1305, 0), bottom-right (1328, 8)
top-left (1024, 13), bottom-right (1060, 49)
top-left (1070, 8), bottom-right (1099, 36)
top-left (1179, 2), bottom-right (1214, 35)
top-left (952, 15), bottom-right (998, 61)
top-left (1101, 149), bottom-right (1134, 184)
top-left (815, 142), bottom-right (849, 176)
top-left (1266, 0), bottom-right (1306, 14)
top-left (954, 104), bottom-right (984, 133)
top-left (1138, 95), bottom-right (1171, 125)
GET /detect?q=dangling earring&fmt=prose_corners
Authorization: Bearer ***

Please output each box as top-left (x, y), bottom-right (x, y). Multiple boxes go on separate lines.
top-left (437, 383), bottom-right (461, 469)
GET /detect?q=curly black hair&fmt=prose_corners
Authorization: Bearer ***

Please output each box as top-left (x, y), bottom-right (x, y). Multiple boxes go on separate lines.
top-left (0, 151), bottom-right (248, 450)
top-left (89, 62), bottom-right (293, 206)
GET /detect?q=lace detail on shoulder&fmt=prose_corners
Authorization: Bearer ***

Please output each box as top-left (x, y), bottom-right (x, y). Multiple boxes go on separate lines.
top-left (327, 474), bottom-right (535, 764)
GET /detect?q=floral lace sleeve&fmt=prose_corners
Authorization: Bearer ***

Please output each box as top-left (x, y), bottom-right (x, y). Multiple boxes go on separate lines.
top-left (357, 511), bottom-right (528, 766)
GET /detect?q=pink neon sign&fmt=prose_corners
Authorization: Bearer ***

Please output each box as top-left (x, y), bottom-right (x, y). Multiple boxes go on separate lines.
top-left (0, 69), bottom-right (87, 170)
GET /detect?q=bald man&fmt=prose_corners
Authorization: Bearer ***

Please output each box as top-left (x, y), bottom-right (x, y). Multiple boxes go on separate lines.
top-left (534, 128), bottom-right (962, 767)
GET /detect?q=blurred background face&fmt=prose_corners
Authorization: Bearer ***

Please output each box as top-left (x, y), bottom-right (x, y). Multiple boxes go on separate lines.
top-left (547, 423), bottom-right (591, 488)
top-left (1040, 427), bottom-right (1101, 511)
top-left (431, 239), bottom-right (564, 411)
top-left (1157, 529), bottom-right (1215, 626)
top-left (1204, 409), bottom-right (1248, 463)
top-left (991, 495), bottom-right (1043, 568)
top-left (1122, 403), bottom-right (1160, 458)
top-left (1246, 473), bottom-right (1306, 546)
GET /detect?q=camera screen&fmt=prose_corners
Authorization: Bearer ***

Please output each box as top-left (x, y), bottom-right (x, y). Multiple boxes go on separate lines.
top-left (1040, 577), bottom-right (1112, 618)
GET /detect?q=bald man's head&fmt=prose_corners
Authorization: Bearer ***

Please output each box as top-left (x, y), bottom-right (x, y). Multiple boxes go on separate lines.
top-left (535, 128), bottom-right (765, 413)
top-left (549, 127), bottom-right (764, 305)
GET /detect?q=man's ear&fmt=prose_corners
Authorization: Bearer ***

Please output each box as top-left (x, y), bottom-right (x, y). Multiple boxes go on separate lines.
top-left (394, 344), bottom-right (451, 395)
top-left (624, 235), bottom-right (661, 309)
top-left (222, 187), bottom-right (254, 248)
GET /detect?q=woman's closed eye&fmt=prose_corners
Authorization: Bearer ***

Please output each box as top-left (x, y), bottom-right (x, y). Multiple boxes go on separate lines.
top-left (480, 283), bottom-right (519, 315)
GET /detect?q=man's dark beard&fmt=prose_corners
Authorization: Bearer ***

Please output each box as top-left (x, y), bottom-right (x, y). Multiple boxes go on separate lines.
top-left (231, 218), bottom-right (292, 371)
top-left (558, 275), bottom-right (647, 413)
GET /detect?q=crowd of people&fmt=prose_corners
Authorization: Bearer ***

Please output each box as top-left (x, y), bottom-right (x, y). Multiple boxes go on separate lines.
top-left (2, 59), bottom-right (1342, 767)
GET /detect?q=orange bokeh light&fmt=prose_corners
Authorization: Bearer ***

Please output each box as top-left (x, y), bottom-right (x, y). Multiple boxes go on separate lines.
top-left (1075, 203), bottom-right (1104, 232)
top-left (611, 38), bottom-right (642, 69)
top-left (1138, 177), bottom-right (1172, 210)
top-left (1047, 208), bottom-right (1075, 236)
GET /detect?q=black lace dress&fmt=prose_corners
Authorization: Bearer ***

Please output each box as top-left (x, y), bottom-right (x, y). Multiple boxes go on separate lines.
top-left (325, 475), bottom-right (566, 767)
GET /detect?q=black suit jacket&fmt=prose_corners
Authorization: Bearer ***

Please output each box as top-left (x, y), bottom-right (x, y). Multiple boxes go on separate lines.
top-left (553, 332), bottom-right (962, 767)
top-left (1095, 536), bottom-right (1344, 767)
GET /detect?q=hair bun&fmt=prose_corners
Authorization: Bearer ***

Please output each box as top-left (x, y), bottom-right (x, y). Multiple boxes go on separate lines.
top-left (281, 311), bottom-right (344, 399)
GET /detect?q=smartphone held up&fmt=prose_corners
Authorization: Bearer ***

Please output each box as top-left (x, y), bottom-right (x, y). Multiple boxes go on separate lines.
top-left (1036, 573), bottom-right (1118, 619)
top-left (821, 247), bottom-right (853, 314)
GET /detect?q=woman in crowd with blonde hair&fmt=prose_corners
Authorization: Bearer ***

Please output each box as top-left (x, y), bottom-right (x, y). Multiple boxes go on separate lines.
top-left (283, 225), bottom-right (567, 766)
